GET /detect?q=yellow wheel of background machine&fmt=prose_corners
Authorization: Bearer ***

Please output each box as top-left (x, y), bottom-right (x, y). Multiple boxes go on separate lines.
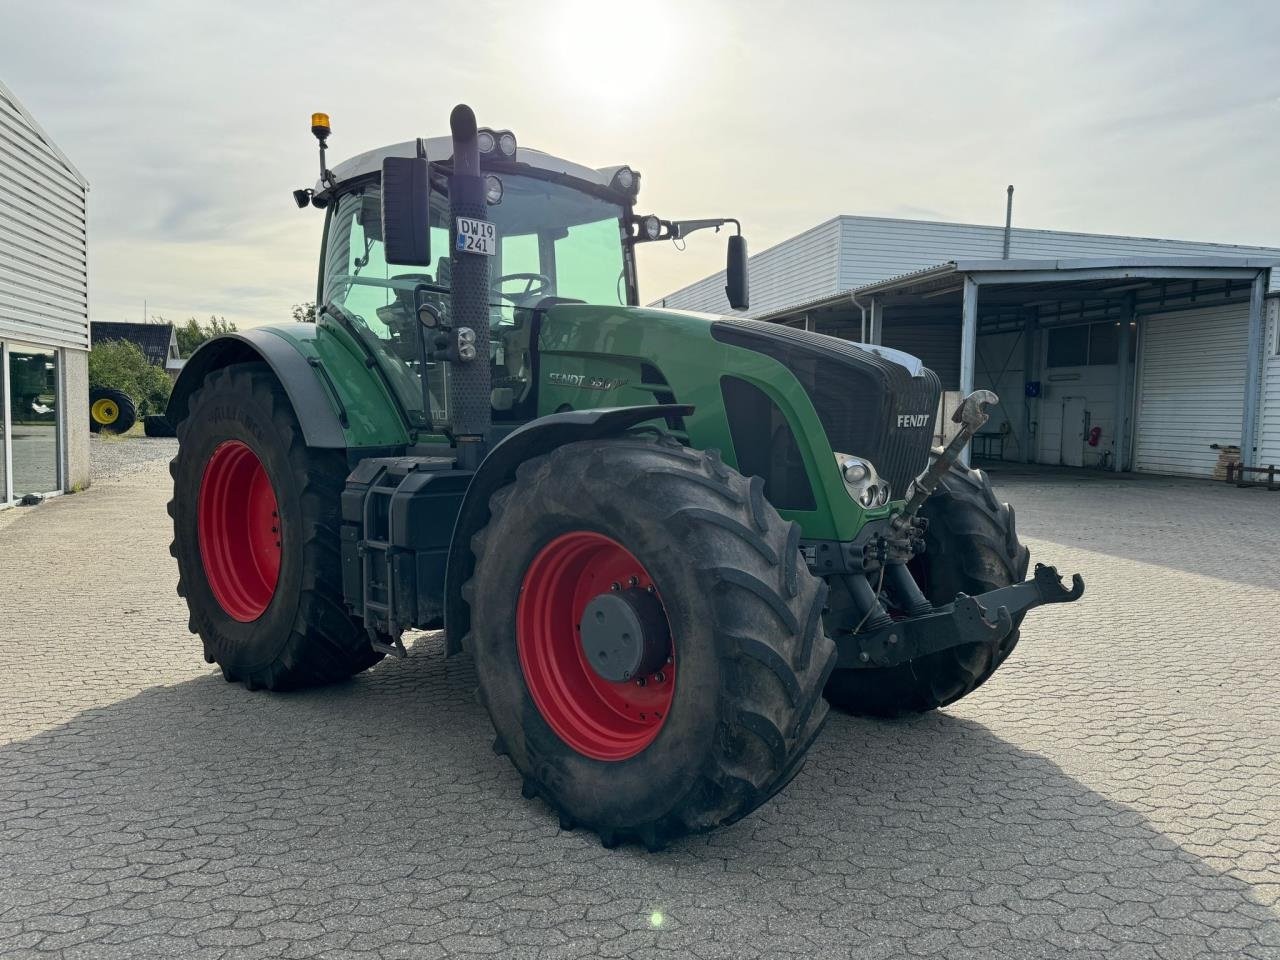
top-left (91, 397), bottom-right (119, 428)
top-left (88, 387), bottom-right (138, 435)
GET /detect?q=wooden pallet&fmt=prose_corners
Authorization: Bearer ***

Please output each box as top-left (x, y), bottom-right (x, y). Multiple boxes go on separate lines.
top-left (1225, 462), bottom-right (1280, 491)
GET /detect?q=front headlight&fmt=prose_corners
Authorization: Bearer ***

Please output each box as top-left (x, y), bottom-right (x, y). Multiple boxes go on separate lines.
top-left (834, 453), bottom-right (891, 508)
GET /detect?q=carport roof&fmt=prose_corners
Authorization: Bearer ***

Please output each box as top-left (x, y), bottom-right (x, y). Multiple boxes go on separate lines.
top-left (757, 256), bottom-right (1279, 320)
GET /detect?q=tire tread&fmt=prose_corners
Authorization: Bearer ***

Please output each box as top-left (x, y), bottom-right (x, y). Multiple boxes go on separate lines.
top-left (471, 435), bottom-right (836, 849)
top-left (169, 365), bottom-right (379, 691)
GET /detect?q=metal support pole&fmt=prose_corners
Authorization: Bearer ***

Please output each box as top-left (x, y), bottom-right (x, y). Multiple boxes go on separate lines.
top-left (1023, 310), bottom-right (1038, 464)
top-left (1, 341), bottom-right (11, 504)
top-left (1113, 295), bottom-right (1133, 472)
top-left (1129, 314), bottom-right (1145, 471)
top-left (960, 275), bottom-right (978, 467)
top-left (1241, 271), bottom-right (1268, 468)
top-left (869, 298), bottom-right (883, 345)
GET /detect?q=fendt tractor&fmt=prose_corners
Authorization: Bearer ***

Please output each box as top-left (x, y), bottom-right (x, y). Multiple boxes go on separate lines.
top-left (168, 105), bottom-right (1084, 849)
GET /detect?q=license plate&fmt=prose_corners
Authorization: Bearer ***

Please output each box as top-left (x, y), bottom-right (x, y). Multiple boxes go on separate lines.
top-left (456, 216), bottom-right (497, 256)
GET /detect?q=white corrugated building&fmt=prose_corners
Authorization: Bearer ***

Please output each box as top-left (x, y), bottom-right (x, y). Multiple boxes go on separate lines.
top-left (657, 216), bottom-right (1280, 479)
top-left (0, 78), bottom-right (90, 506)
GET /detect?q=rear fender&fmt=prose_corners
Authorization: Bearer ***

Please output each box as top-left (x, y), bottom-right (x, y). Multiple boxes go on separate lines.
top-left (443, 404), bottom-right (693, 654)
top-left (167, 326), bottom-right (410, 450)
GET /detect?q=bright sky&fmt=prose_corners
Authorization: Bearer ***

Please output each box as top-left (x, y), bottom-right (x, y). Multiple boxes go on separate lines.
top-left (3, 0), bottom-right (1278, 328)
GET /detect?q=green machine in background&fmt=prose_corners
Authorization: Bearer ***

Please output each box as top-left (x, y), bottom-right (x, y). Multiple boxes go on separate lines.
top-left (166, 105), bottom-right (1083, 849)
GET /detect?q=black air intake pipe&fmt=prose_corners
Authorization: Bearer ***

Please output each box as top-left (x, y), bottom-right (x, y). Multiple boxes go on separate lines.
top-left (447, 104), bottom-right (491, 467)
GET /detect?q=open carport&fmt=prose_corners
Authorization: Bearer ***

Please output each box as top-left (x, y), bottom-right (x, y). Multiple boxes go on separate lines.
top-left (759, 257), bottom-right (1277, 477)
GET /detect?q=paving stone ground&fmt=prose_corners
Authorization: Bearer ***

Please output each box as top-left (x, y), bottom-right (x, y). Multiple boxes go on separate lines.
top-left (0, 438), bottom-right (1277, 959)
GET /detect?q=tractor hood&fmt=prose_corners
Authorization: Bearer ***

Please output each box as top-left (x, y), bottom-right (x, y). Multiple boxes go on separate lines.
top-left (536, 303), bottom-right (941, 533)
top-left (657, 309), bottom-right (928, 379)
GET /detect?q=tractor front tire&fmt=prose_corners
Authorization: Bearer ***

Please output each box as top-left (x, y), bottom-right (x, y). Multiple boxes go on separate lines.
top-left (824, 462), bottom-right (1030, 717)
top-left (89, 387), bottom-right (137, 434)
top-left (467, 435), bottom-right (836, 849)
top-left (168, 363), bottom-right (382, 690)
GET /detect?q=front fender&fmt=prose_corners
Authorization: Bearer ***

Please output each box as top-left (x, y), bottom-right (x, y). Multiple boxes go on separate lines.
top-left (167, 324), bottom-right (410, 450)
top-left (443, 404), bottom-right (693, 654)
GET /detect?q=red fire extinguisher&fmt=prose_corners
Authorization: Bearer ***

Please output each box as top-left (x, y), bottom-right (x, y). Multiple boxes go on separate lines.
top-left (1087, 426), bottom-right (1102, 447)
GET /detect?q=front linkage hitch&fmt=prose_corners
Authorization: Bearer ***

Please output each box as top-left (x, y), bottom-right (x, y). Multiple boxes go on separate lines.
top-left (836, 563), bottom-right (1085, 669)
top-left (835, 389), bottom-right (1086, 670)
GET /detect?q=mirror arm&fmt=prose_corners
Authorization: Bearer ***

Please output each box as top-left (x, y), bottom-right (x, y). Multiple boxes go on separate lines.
top-left (670, 218), bottom-right (741, 241)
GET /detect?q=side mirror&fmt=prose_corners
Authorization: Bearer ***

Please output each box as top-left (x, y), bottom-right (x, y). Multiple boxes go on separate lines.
top-left (725, 234), bottom-right (749, 311)
top-left (381, 155), bottom-right (431, 266)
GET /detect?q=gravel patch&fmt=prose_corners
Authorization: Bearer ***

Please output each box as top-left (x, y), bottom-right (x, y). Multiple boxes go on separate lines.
top-left (89, 434), bottom-right (178, 482)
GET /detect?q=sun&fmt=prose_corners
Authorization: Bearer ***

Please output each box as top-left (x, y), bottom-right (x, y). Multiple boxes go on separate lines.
top-left (545, 0), bottom-right (685, 102)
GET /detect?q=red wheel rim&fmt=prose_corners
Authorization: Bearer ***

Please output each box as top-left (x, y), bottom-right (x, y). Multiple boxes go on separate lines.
top-left (197, 440), bottom-right (281, 622)
top-left (517, 531), bottom-right (676, 761)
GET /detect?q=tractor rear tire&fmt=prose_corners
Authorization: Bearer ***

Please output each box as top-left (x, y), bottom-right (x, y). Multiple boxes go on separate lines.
top-left (466, 435), bottom-right (836, 850)
top-left (168, 363), bottom-right (382, 690)
top-left (89, 387), bottom-right (137, 434)
top-left (824, 461), bottom-right (1030, 717)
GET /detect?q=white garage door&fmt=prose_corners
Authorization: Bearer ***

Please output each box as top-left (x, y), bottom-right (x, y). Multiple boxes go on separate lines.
top-left (1134, 303), bottom-right (1248, 477)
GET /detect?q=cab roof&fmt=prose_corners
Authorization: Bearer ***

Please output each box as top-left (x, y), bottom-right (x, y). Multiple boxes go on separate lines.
top-left (315, 136), bottom-right (632, 198)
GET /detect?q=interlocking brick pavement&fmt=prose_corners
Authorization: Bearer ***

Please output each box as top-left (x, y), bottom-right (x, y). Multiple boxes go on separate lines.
top-left (0, 442), bottom-right (1277, 958)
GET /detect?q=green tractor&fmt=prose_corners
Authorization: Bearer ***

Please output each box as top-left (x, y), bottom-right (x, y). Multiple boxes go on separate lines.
top-left (168, 105), bottom-right (1083, 849)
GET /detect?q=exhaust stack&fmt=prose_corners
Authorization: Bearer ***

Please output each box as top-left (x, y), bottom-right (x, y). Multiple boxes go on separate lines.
top-left (447, 104), bottom-right (492, 467)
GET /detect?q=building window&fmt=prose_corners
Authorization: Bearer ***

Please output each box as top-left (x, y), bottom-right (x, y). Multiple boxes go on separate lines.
top-left (1046, 321), bottom-right (1131, 367)
top-left (1046, 325), bottom-right (1089, 367)
top-left (1087, 322), bottom-right (1119, 365)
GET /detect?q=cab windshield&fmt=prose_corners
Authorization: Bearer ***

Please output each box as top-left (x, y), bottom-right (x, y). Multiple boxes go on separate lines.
top-left (322, 174), bottom-right (627, 425)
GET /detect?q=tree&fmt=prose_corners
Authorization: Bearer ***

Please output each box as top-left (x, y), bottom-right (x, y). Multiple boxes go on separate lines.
top-left (88, 340), bottom-right (173, 417)
top-left (291, 302), bottom-right (317, 323)
top-left (175, 316), bottom-right (237, 358)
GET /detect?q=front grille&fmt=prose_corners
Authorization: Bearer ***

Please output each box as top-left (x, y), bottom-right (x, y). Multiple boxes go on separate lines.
top-left (712, 318), bottom-right (940, 500)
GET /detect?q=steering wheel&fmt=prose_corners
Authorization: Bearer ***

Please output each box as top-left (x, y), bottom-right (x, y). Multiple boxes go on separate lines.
top-left (492, 272), bottom-right (552, 305)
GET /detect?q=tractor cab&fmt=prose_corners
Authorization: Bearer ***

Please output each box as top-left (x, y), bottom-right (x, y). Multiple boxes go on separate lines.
top-left (301, 117), bottom-right (747, 437)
